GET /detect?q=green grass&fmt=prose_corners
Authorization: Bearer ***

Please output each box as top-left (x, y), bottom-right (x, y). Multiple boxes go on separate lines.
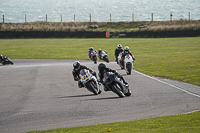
top-left (1, 37), bottom-right (200, 86)
top-left (27, 111), bottom-right (200, 133)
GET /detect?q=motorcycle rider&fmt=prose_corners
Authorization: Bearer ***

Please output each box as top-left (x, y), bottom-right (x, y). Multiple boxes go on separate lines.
top-left (98, 49), bottom-right (107, 60)
top-left (115, 44), bottom-right (123, 64)
top-left (120, 46), bottom-right (135, 69)
top-left (0, 55), bottom-right (3, 63)
top-left (72, 61), bottom-right (98, 88)
top-left (88, 47), bottom-right (97, 59)
top-left (98, 63), bottom-right (128, 91)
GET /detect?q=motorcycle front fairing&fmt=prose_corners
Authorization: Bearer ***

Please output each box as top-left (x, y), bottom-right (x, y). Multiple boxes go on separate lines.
top-left (104, 73), bottom-right (125, 93)
top-left (80, 69), bottom-right (99, 88)
top-left (124, 55), bottom-right (133, 69)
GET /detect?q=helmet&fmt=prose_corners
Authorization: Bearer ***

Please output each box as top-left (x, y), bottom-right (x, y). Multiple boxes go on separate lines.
top-left (98, 63), bottom-right (106, 72)
top-left (0, 55), bottom-right (2, 59)
top-left (98, 49), bottom-right (101, 52)
top-left (124, 46), bottom-right (129, 53)
top-left (89, 47), bottom-right (93, 50)
top-left (117, 44), bottom-right (122, 49)
top-left (73, 61), bottom-right (80, 70)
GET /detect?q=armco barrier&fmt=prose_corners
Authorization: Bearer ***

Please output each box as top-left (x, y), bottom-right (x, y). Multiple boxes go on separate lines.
top-left (0, 30), bottom-right (199, 38)
top-left (119, 30), bottom-right (200, 38)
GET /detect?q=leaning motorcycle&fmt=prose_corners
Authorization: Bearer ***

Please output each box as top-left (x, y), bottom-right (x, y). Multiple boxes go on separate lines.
top-left (90, 51), bottom-right (97, 64)
top-left (80, 69), bottom-right (101, 95)
top-left (103, 72), bottom-right (131, 98)
top-left (1, 56), bottom-right (14, 65)
top-left (99, 51), bottom-right (109, 63)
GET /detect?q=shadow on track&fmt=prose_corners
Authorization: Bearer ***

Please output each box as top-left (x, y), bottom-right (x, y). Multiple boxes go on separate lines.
top-left (59, 94), bottom-right (95, 98)
top-left (86, 96), bottom-right (120, 101)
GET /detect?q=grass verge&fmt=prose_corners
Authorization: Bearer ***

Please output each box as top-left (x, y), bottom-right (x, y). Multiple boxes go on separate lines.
top-left (27, 111), bottom-right (200, 133)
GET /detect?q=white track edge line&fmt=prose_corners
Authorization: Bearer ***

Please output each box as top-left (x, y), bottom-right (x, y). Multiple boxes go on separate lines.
top-left (132, 70), bottom-right (200, 98)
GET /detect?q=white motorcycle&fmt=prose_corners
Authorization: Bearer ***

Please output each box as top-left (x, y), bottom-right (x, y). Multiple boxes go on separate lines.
top-left (124, 54), bottom-right (134, 75)
top-left (99, 51), bottom-right (109, 63)
top-left (117, 52), bottom-right (122, 66)
top-left (80, 69), bottom-right (101, 95)
top-left (118, 53), bottom-right (134, 75)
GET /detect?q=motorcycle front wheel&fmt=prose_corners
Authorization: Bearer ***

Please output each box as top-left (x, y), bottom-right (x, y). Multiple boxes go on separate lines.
top-left (112, 84), bottom-right (125, 98)
top-left (87, 81), bottom-right (98, 95)
top-left (126, 64), bottom-right (132, 75)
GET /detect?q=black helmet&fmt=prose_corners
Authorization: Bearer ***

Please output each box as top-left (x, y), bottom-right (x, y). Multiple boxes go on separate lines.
top-left (98, 63), bottom-right (106, 72)
top-left (0, 55), bottom-right (2, 59)
top-left (73, 61), bottom-right (80, 70)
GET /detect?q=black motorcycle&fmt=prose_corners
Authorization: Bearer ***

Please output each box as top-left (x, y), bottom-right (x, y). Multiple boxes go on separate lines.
top-left (104, 72), bottom-right (131, 98)
top-left (1, 56), bottom-right (14, 65)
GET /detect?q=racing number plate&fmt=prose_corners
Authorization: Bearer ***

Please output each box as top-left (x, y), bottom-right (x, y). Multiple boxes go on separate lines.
top-left (82, 74), bottom-right (89, 80)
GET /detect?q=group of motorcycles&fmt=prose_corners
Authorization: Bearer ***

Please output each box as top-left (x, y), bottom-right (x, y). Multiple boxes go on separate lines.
top-left (79, 68), bottom-right (131, 98)
top-left (89, 49), bottom-right (134, 75)
top-left (89, 50), bottom-right (109, 64)
top-left (0, 56), bottom-right (14, 65)
top-left (85, 49), bottom-right (133, 98)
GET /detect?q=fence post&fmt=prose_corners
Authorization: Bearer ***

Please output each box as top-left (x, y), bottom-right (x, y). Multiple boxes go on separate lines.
top-left (74, 14), bottom-right (75, 22)
top-left (170, 13), bottom-right (173, 21)
top-left (151, 13), bottom-right (153, 21)
top-left (61, 15), bottom-right (62, 22)
top-left (132, 13), bottom-right (134, 21)
top-left (188, 12), bottom-right (190, 21)
top-left (110, 14), bottom-right (111, 22)
top-left (90, 14), bottom-right (91, 23)
top-left (25, 14), bottom-right (26, 23)
top-left (46, 15), bottom-right (47, 24)
top-left (3, 15), bottom-right (4, 23)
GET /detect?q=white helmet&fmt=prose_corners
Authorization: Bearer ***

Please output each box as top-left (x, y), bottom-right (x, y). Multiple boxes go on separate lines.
top-left (117, 44), bottom-right (122, 49)
top-left (124, 46), bottom-right (129, 53)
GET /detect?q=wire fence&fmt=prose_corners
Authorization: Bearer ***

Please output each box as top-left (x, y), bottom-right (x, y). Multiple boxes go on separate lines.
top-left (1, 12), bottom-right (195, 23)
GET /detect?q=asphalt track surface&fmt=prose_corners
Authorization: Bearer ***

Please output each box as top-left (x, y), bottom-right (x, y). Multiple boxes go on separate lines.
top-left (0, 59), bottom-right (200, 133)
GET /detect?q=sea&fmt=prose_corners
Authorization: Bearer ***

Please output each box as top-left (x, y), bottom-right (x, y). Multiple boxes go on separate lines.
top-left (0, 0), bottom-right (199, 23)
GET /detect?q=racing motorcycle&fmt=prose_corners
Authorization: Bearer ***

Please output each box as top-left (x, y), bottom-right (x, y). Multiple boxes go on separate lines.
top-left (99, 51), bottom-right (109, 63)
top-left (103, 72), bottom-right (131, 98)
top-left (123, 54), bottom-right (134, 75)
top-left (80, 69), bottom-right (101, 95)
top-left (1, 56), bottom-right (14, 65)
top-left (90, 51), bottom-right (97, 64)
top-left (117, 52), bottom-right (122, 66)
top-left (118, 53), bottom-right (134, 75)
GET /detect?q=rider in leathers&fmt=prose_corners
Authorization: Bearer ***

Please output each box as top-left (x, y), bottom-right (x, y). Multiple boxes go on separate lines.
top-left (115, 44), bottom-right (123, 64)
top-left (88, 47), bottom-right (97, 59)
top-left (0, 55), bottom-right (3, 63)
top-left (98, 63), bottom-right (128, 91)
top-left (72, 61), bottom-right (97, 88)
top-left (120, 46), bottom-right (135, 69)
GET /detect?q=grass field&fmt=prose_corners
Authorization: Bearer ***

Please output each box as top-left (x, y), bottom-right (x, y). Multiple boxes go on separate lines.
top-left (1, 37), bottom-right (200, 86)
top-left (27, 111), bottom-right (200, 133)
top-left (1, 37), bottom-right (200, 132)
